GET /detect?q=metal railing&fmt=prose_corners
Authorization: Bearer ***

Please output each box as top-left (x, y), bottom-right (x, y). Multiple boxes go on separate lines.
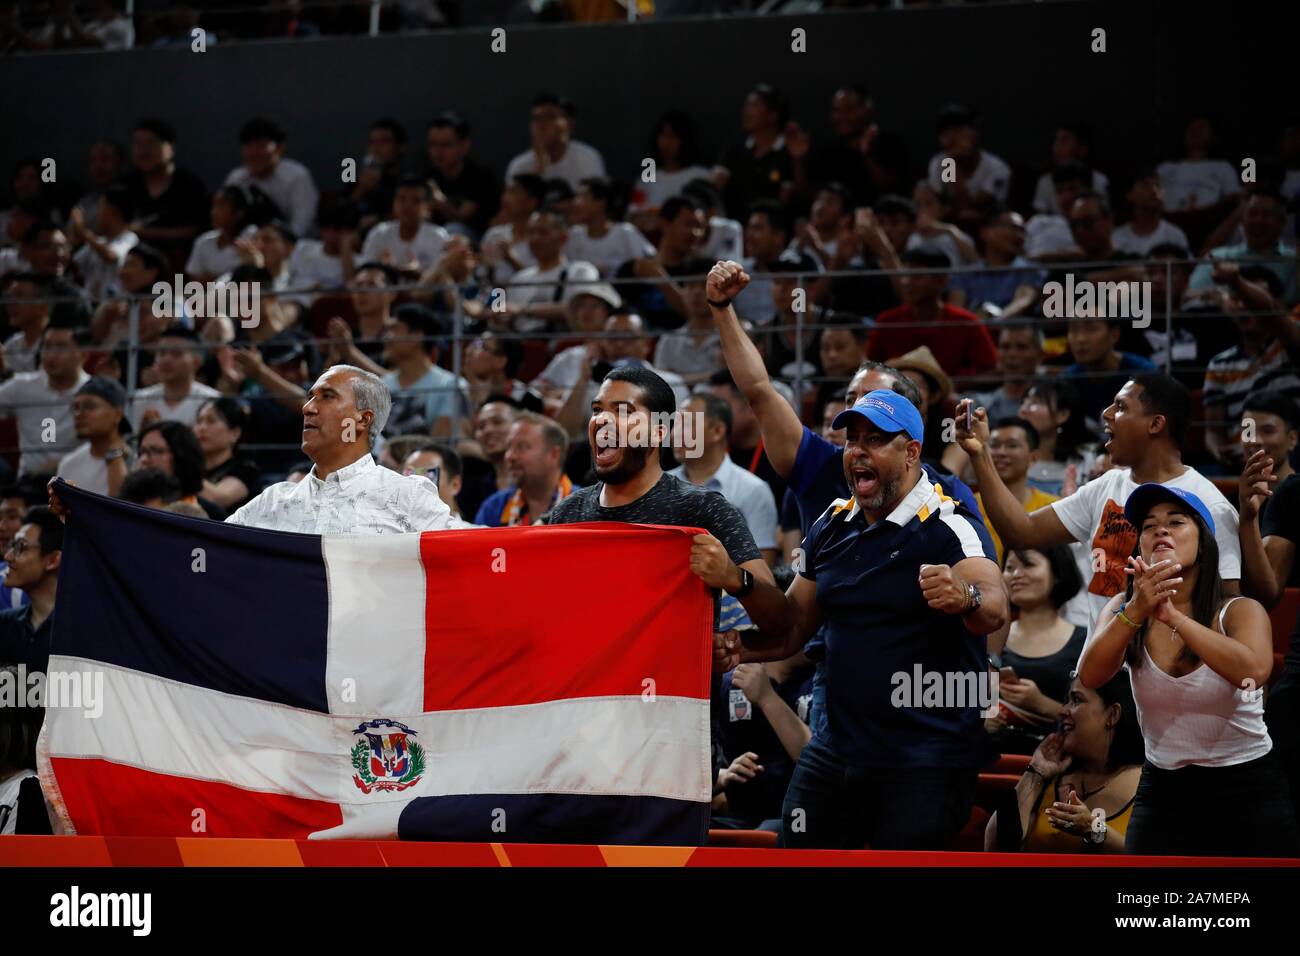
top-left (0, 254), bottom-right (1291, 466)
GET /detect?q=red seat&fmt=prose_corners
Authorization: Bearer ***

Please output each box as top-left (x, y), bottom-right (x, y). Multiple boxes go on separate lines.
top-left (987, 753), bottom-right (1031, 776)
top-left (707, 828), bottom-right (778, 848)
top-left (949, 804), bottom-right (991, 852)
top-left (1268, 588), bottom-right (1300, 688)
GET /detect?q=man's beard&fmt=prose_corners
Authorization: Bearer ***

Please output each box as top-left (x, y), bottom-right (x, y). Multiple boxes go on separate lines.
top-left (860, 473), bottom-right (901, 513)
top-left (596, 444), bottom-right (652, 485)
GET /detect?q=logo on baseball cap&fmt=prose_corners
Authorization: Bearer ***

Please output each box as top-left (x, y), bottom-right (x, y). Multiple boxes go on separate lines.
top-left (832, 389), bottom-right (925, 443)
top-left (1123, 483), bottom-right (1216, 535)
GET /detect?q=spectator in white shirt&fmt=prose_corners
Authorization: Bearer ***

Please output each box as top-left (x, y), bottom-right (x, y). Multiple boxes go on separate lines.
top-left (287, 198), bottom-right (359, 293)
top-left (504, 93), bottom-right (607, 192)
top-left (480, 174), bottom-right (545, 287)
top-left (1113, 169), bottom-right (1191, 257)
top-left (670, 392), bottom-right (778, 563)
top-left (682, 179), bottom-right (745, 263)
top-left (224, 117), bottom-right (320, 238)
top-left (1031, 122), bottom-right (1110, 215)
top-left (565, 176), bottom-right (654, 277)
top-left (491, 210), bottom-right (599, 333)
top-left (224, 365), bottom-right (454, 533)
top-left (926, 103), bottom-right (1012, 234)
top-left (628, 111), bottom-right (713, 230)
top-left (129, 326), bottom-right (221, 432)
top-left (67, 184), bottom-right (138, 304)
top-left (24, 0), bottom-right (134, 50)
top-left (359, 177), bottom-right (449, 273)
top-left (1026, 163), bottom-right (1091, 260)
top-left (186, 185), bottom-right (255, 283)
top-left (1157, 115), bottom-right (1242, 215)
top-left (0, 323), bottom-right (89, 476)
top-left (57, 376), bottom-right (132, 498)
top-left (531, 282), bottom-right (621, 421)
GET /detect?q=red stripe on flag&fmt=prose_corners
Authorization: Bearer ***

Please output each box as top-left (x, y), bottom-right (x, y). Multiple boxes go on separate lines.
top-left (419, 523), bottom-right (713, 711)
top-left (51, 758), bottom-right (343, 838)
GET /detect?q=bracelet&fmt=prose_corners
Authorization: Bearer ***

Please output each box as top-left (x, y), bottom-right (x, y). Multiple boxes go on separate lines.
top-left (1114, 603), bottom-right (1142, 628)
top-left (707, 296), bottom-right (732, 309)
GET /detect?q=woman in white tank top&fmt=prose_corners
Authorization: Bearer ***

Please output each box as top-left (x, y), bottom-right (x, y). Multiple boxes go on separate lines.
top-left (1078, 483), bottom-right (1299, 857)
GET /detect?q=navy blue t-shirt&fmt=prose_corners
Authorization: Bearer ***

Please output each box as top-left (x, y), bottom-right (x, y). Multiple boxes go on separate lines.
top-left (799, 474), bottom-right (996, 768)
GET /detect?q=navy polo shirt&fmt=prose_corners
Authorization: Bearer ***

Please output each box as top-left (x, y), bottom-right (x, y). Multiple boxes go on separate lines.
top-left (800, 473), bottom-right (996, 768)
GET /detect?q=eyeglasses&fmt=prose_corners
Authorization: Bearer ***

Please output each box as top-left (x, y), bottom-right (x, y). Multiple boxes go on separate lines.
top-left (403, 466), bottom-right (441, 486)
top-left (138, 444), bottom-right (171, 458)
top-left (5, 538), bottom-right (34, 558)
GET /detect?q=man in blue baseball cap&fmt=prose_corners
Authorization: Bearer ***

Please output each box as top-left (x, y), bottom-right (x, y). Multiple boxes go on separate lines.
top-left (725, 388), bottom-right (1008, 850)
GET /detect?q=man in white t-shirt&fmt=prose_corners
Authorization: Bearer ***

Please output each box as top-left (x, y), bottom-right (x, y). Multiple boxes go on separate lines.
top-left (565, 176), bottom-right (654, 277)
top-left (57, 377), bottom-right (133, 498)
top-left (224, 117), bottom-right (320, 237)
top-left (1112, 169), bottom-right (1190, 257)
top-left (67, 184), bottom-right (137, 303)
top-left (500, 210), bottom-right (599, 333)
top-left (503, 94), bottom-right (606, 192)
top-left (958, 372), bottom-right (1240, 633)
top-left (926, 104), bottom-right (1011, 231)
top-left (359, 177), bottom-right (450, 272)
top-left (0, 325), bottom-right (89, 476)
top-left (128, 326), bottom-right (221, 432)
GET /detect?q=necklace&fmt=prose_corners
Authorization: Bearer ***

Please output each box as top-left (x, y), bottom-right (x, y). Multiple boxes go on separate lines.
top-left (1074, 769), bottom-right (1116, 802)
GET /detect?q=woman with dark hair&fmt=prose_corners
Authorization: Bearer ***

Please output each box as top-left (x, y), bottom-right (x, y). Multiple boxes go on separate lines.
top-left (986, 671), bottom-right (1143, 853)
top-left (629, 111), bottom-right (712, 223)
top-left (986, 543), bottom-right (1087, 754)
top-left (1080, 483), bottom-right (1299, 857)
top-left (1017, 378), bottom-right (1098, 496)
top-left (194, 397), bottom-right (262, 510)
top-left (135, 420), bottom-right (225, 519)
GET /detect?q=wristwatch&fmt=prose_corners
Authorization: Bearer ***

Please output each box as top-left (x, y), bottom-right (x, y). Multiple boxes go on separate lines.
top-left (103, 447), bottom-right (127, 463)
top-left (1084, 822), bottom-right (1107, 846)
top-left (962, 582), bottom-right (982, 614)
top-left (731, 567), bottom-right (755, 598)
top-left (707, 296), bottom-right (733, 309)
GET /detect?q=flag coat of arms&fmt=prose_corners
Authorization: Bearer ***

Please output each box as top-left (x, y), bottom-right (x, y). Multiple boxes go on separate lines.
top-left (38, 481), bottom-right (713, 845)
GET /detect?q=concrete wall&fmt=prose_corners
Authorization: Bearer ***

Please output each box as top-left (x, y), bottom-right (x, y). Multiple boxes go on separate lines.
top-left (0, 0), bottom-right (1281, 211)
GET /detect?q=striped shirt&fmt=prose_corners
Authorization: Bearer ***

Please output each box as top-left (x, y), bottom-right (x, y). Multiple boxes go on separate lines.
top-left (1203, 338), bottom-right (1300, 423)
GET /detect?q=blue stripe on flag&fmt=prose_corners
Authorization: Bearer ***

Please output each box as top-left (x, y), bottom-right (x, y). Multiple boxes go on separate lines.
top-left (398, 793), bottom-right (710, 846)
top-left (52, 481), bottom-right (331, 713)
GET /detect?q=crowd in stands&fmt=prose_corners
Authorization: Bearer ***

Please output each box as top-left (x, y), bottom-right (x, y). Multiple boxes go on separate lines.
top-left (3, 76), bottom-right (1300, 855)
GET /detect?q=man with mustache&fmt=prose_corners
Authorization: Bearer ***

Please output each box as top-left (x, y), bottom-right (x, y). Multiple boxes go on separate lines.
top-left (730, 388), bottom-right (1007, 850)
top-left (546, 365), bottom-right (789, 635)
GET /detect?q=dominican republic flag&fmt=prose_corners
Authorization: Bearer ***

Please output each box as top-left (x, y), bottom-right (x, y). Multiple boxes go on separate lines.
top-left (38, 480), bottom-right (712, 845)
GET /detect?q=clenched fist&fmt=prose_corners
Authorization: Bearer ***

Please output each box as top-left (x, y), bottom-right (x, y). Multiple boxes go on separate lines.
top-left (919, 563), bottom-right (970, 614)
top-left (707, 260), bottom-right (750, 304)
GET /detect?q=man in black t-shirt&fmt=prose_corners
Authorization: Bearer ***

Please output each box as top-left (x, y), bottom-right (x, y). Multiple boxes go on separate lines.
top-left (547, 365), bottom-right (790, 644)
top-left (424, 112), bottom-right (501, 238)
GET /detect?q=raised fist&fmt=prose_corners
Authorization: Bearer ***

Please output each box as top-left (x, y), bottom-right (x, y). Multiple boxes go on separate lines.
top-left (707, 260), bottom-right (750, 303)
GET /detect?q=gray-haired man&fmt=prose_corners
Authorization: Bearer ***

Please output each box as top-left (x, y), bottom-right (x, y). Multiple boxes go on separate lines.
top-left (225, 364), bottom-right (453, 533)
top-left (48, 364), bottom-right (453, 534)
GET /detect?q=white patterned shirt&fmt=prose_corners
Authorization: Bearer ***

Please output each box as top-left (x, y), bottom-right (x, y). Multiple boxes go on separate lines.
top-left (226, 453), bottom-right (452, 534)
